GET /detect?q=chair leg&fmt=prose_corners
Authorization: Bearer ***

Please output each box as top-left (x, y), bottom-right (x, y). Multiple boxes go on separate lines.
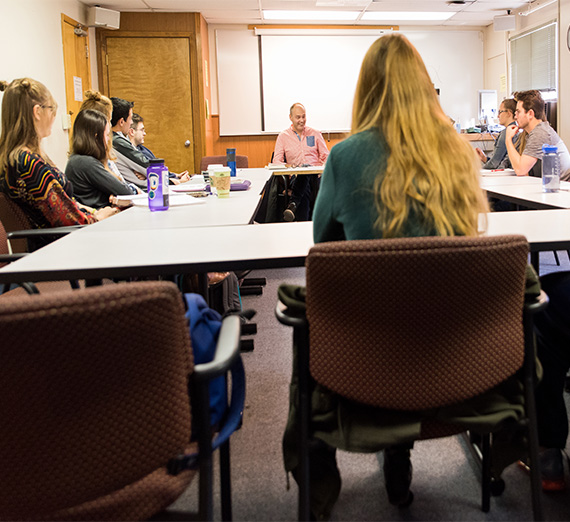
top-left (523, 312), bottom-right (544, 522)
top-left (220, 440), bottom-right (232, 521)
top-left (295, 324), bottom-right (311, 522)
top-left (523, 375), bottom-right (544, 521)
top-left (481, 434), bottom-right (491, 513)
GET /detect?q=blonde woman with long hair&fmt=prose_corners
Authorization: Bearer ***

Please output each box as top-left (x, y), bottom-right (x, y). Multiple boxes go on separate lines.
top-left (313, 33), bottom-right (489, 244)
top-left (310, 33), bottom-right (492, 513)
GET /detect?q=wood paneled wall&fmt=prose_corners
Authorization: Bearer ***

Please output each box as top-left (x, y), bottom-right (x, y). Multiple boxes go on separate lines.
top-left (210, 115), bottom-right (348, 168)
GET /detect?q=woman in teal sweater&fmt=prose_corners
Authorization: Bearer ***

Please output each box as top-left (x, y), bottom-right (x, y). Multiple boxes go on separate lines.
top-left (311, 33), bottom-right (490, 511)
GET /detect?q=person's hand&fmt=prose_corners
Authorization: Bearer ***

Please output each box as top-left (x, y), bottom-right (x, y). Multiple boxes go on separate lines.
top-left (178, 172), bottom-right (191, 183)
top-left (134, 170), bottom-right (146, 180)
top-left (94, 205), bottom-right (121, 221)
top-left (475, 147), bottom-right (487, 162)
top-left (505, 124), bottom-right (519, 142)
top-left (109, 195), bottom-right (133, 208)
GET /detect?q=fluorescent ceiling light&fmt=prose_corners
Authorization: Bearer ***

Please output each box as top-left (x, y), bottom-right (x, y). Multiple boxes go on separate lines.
top-left (263, 10), bottom-right (360, 21)
top-left (362, 11), bottom-right (454, 21)
top-left (520, 0), bottom-right (557, 16)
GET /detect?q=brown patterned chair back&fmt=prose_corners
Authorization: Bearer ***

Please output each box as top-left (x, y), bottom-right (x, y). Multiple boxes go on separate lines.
top-left (0, 281), bottom-right (195, 520)
top-left (0, 193), bottom-right (32, 253)
top-left (0, 219), bottom-right (8, 259)
top-left (199, 155), bottom-right (249, 172)
top-left (306, 235), bottom-right (529, 411)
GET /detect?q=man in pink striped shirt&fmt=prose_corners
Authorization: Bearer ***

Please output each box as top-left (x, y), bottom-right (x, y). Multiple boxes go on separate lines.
top-left (273, 103), bottom-right (329, 221)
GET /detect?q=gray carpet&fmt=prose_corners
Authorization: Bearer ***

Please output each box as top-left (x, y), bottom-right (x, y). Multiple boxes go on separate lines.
top-left (170, 251), bottom-right (570, 521)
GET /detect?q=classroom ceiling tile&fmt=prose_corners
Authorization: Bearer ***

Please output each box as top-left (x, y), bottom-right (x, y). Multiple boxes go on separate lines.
top-left (77, 0), bottom-right (537, 27)
top-left (80, 0), bottom-right (150, 9)
top-left (144, 0), bottom-right (260, 9)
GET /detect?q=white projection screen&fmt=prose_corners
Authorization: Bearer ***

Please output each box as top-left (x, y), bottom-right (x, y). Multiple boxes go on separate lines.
top-left (215, 29), bottom-right (483, 136)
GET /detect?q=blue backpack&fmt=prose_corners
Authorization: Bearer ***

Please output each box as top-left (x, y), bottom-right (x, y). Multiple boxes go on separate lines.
top-left (168, 293), bottom-right (246, 474)
top-left (184, 293), bottom-right (228, 427)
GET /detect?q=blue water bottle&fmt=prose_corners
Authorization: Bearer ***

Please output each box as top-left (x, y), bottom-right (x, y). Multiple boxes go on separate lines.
top-left (147, 158), bottom-right (169, 211)
top-left (226, 148), bottom-right (237, 177)
top-left (542, 144), bottom-right (560, 193)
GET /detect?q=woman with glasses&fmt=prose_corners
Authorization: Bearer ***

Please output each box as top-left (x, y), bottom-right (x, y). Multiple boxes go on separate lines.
top-left (476, 98), bottom-right (517, 170)
top-left (0, 78), bottom-right (118, 228)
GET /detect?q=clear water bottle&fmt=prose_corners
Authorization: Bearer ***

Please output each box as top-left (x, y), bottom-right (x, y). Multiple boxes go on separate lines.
top-left (226, 148), bottom-right (237, 177)
top-left (147, 158), bottom-right (169, 211)
top-left (542, 144), bottom-right (560, 193)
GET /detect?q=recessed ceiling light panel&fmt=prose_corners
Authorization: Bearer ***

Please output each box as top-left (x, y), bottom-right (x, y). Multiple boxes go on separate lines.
top-left (263, 10), bottom-right (360, 21)
top-left (362, 11), bottom-right (454, 21)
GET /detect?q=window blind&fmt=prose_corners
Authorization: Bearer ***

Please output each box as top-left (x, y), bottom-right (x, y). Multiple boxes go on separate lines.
top-left (510, 22), bottom-right (557, 94)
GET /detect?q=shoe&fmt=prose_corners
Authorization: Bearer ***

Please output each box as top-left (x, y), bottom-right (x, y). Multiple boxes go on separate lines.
top-left (383, 448), bottom-right (414, 507)
top-left (283, 202), bottom-right (297, 222)
top-left (518, 448), bottom-right (566, 492)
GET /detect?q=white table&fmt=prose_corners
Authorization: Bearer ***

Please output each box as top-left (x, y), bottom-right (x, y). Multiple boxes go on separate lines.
top-left (2, 211), bottom-right (570, 284)
top-left (482, 176), bottom-right (570, 209)
top-left (269, 166), bottom-right (324, 176)
top-left (480, 176), bottom-right (542, 188)
top-left (92, 168), bottom-right (270, 232)
top-left (0, 222), bottom-right (314, 284)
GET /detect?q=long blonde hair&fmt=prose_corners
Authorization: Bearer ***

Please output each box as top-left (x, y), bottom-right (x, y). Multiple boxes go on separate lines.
top-left (352, 34), bottom-right (488, 237)
top-left (0, 78), bottom-right (57, 174)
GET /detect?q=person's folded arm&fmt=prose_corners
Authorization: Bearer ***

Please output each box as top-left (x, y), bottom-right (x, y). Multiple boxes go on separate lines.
top-left (482, 130), bottom-right (507, 170)
top-left (89, 159), bottom-right (133, 199)
top-left (505, 125), bottom-right (536, 176)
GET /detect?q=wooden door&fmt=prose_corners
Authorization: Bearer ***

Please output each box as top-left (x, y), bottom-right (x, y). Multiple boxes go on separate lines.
top-left (104, 36), bottom-right (194, 173)
top-left (61, 14), bottom-right (91, 131)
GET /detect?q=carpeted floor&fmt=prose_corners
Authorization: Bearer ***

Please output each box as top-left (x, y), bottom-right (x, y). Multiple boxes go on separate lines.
top-left (170, 250), bottom-right (570, 521)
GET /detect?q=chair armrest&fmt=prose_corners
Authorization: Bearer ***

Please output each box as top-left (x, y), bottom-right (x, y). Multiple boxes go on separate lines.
top-left (7, 225), bottom-right (85, 240)
top-left (0, 253), bottom-right (27, 263)
top-left (193, 314), bottom-right (241, 381)
top-left (275, 300), bottom-right (308, 328)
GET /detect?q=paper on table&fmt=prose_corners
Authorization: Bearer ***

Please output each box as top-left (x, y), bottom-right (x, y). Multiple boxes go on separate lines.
top-left (115, 194), bottom-right (147, 202)
top-left (171, 181), bottom-right (207, 192)
top-left (480, 168), bottom-right (516, 176)
top-left (125, 193), bottom-right (201, 207)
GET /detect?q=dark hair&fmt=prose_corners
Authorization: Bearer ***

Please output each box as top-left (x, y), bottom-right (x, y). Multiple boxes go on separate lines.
top-left (501, 98), bottom-right (516, 115)
top-left (131, 113), bottom-right (144, 128)
top-left (71, 109), bottom-right (109, 162)
top-left (514, 90), bottom-right (545, 120)
top-left (110, 97), bottom-right (134, 127)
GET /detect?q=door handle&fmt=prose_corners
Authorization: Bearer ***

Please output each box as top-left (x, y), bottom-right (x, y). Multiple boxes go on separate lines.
top-left (184, 140), bottom-right (191, 148)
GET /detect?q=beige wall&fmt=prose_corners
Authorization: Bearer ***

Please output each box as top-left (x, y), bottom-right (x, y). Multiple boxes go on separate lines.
top-left (483, 1), bottom-right (566, 142)
top-left (0, 0), bottom-right (89, 169)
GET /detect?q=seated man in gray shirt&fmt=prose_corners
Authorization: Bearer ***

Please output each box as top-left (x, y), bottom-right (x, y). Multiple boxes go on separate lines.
top-left (506, 90), bottom-right (570, 179)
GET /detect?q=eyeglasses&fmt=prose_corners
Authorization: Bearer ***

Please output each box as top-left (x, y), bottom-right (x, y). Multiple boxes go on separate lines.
top-left (498, 110), bottom-right (510, 114)
top-left (40, 104), bottom-right (57, 113)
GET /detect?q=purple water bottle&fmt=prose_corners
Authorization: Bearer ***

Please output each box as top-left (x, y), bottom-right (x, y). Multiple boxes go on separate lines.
top-left (226, 148), bottom-right (237, 177)
top-left (147, 158), bottom-right (169, 211)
